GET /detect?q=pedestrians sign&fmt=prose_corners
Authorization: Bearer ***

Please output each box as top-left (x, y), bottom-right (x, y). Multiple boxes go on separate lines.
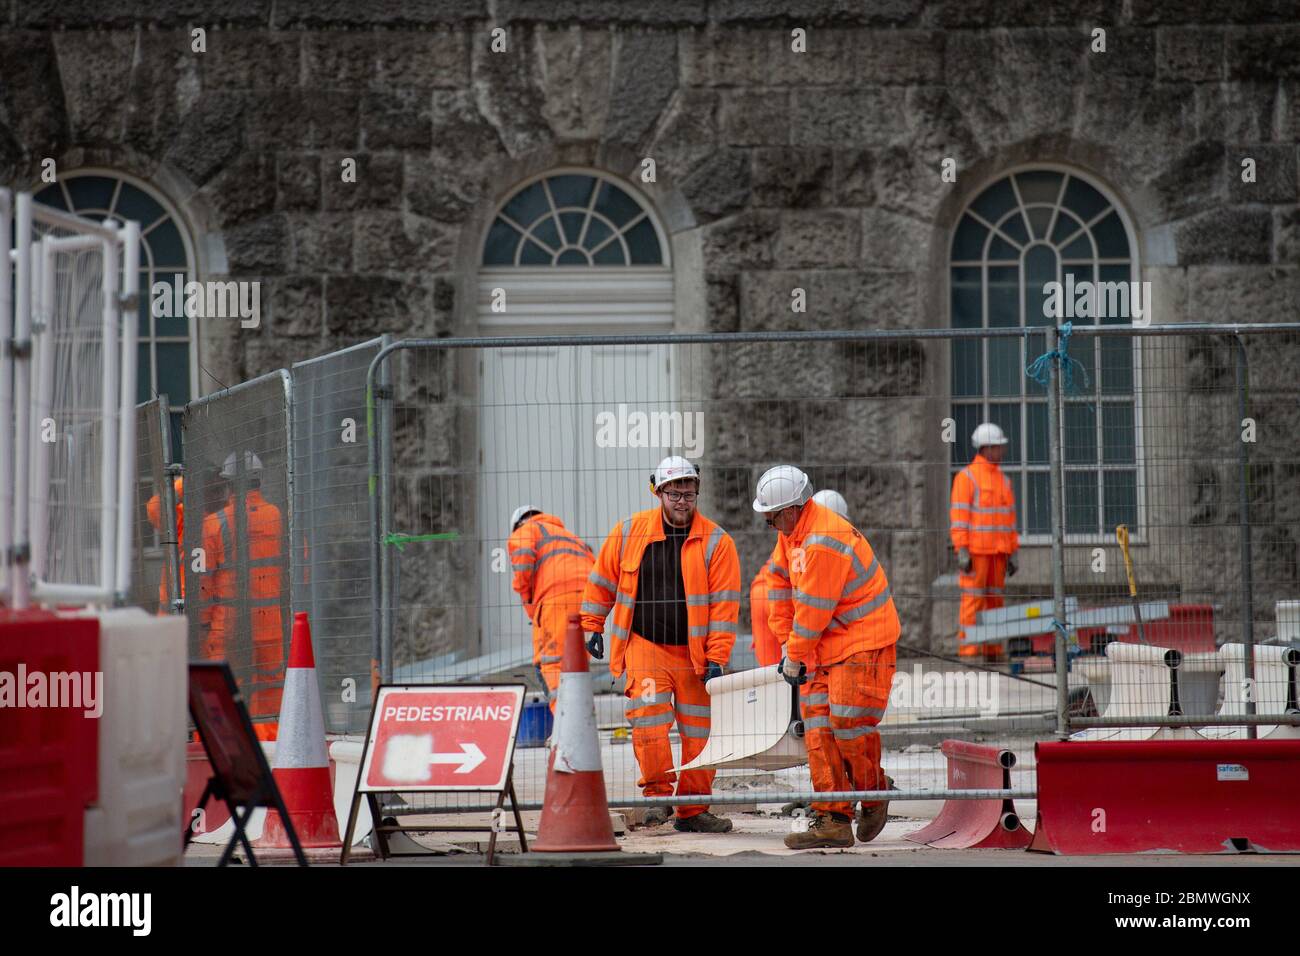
top-left (359, 685), bottom-right (525, 791)
top-left (341, 684), bottom-right (530, 866)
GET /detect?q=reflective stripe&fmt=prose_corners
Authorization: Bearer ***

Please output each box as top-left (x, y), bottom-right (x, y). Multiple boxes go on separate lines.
top-left (845, 555), bottom-right (879, 594)
top-left (588, 572), bottom-right (618, 593)
top-left (972, 522), bottom-right (1017, 532)
top-left (710, 621), bottom-right (739, 636)
top-left (802, 693), bottom-right (829, 706)
top-left (969, 505), bottom-right (1015, 515)
top-left (689, 624), bottom-right (710, 638)
top-left (677, 723), bottom-right (710, 738)
top-left (770, 563), bottom-right (790, 581)
top-left (513, 547), bottom-right (537, 558)
top-left (627, 711), bottom-right (674, 729)
top-left (804, 715), bottom-right (831, 730)
top-left (704, 526), bottom-right (726, 568)
top-left (794, 588), bottom-right (837, 611)
top-left (767, 588), bottom-right (792, 600)
top-left (686, 594), bottom-right (710, 607)
top-left (830, 703), bottom-right (885, 719)
top-left (832, 724), bottom-right (879, 740)
top-left (960, 468), bottom-right (979, 507)
top-left (581, 600), bottom-right (611, 616)
top-left (709, 589), bottom-right (742, 603)
top-left (512, 562), bottom-right (534, 571)
top-left (248, 557), bottom-right (279, 568)
top-left (215, 509), bottom-right (233, 566)
top-left (950, 521), bottom-right (971, 530)
top-left (628, 691), bottom-right (672, 708)
top-left (615, 592), bottom-right (635, 609)
top-left (619, 517), bottom-right (633, 562)
top-left (804, 533), bottom-right (852, 557)
top-left (792, 620), bottom-right (819, 639)
top-left (533, 547), bottom-right (594, 572)
top-left (608, 621), bottom-right (629, 639)
top-left (675, 702), bottom-right (711, 717)
top-left (539, 655), bottom-right (562, 664)
top-left (831, 587), bottom-right (893, 627)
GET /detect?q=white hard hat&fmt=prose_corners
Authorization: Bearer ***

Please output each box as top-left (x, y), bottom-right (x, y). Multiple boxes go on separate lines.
top-left (971, 422), bottom-right (1008, 449)
top-left (651, 456), bottom-right (700, 490)
top-left (812, 489), bottom-right (849, 519)
top-left (219, 451), bottom-right (264, 478)
top-left (510, 505), bottom-right (542, 534)
top-left (753, 465), bottom-right (812, 513)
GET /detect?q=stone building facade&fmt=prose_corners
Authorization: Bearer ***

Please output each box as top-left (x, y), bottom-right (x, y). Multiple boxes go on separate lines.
top-left (4, 2), bottom-right (1299, 676)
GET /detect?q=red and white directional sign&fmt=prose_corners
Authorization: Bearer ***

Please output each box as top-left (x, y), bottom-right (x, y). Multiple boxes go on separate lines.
top-left (359, 685), bottom-right (525, 792)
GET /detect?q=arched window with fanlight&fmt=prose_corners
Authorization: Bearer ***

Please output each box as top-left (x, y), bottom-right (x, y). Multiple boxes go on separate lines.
top-left (34, 172), bottom-right (197, 459)
top-left (949, 167), bottom-right (1142, 542)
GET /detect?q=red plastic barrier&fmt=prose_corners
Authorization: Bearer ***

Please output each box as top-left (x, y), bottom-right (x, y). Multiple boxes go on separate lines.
top-left (905, 740), bottom-right (1032, 850)
top-left (0, 610), bottom-right (100, 866)
top-left (1031, 738), bottom-right (1300, 854)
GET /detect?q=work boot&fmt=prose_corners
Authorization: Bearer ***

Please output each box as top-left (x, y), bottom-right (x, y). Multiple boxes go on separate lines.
top-left (673, 811), bottom-right (734, 833)
top-left (784, 812), bottom-right (854, 850)
top-left (855, 775), bottom-right (896, 844)
top-left (640, 806), bottom-right (672, 828)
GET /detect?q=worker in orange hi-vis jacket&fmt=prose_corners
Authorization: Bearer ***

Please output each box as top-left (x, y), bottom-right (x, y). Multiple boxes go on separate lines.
top-left (750, 489), bottom-right (850, 668)
top-left (145, 476), bottom-right (184, 612)
top-left (199, 451), bottom-right (285, 742)
top-left (757, 467), bottom-right (899, 851)
top-left (580, 456), bottom-right (740, 834)
top-left (950, 423), bottom-right (1019, 662)
top-left (506, 505), bottom-right (595, 714)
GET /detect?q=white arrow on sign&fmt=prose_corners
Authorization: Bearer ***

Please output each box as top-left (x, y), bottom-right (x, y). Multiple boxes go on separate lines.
top-left (429, 742), bottom-right (486, 774)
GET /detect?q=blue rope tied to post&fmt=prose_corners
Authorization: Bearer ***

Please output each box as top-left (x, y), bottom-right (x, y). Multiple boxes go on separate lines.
top-left (1025, 321), bottom-right (1090, 393)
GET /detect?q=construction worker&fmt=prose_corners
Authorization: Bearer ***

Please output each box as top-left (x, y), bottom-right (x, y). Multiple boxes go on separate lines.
top-left (145, 476), bottom-right (184, 612)
top-left (581, 456), bottom-right (740, 833)
top-left (755, 466), bottom-right (899, 849)
top-left (749, 490), bottom-right (849, 668)
top-left (950, 423), bottom-right (1019, 661)
top-left (199, 451), bottom-right (285, 741)
top-left (507, 505), bottom-right (595, 713)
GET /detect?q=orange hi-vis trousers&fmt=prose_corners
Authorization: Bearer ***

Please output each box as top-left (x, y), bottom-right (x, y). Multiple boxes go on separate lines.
top-left (623, 635), bottom-right (714, 819)
top-left (799, 644), bottom-right (895, 819)
top-left (957, 553), bottom-right (1007, 658)
top-left (534, 590), bottom-right (583, 714)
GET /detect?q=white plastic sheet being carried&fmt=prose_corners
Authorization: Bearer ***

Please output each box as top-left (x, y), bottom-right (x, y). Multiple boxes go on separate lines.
top-left (677, 665), bottom-right (807, 772)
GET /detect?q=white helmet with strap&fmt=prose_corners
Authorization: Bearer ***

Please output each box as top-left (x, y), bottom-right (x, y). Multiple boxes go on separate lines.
top-left (650, 456), bottom-right (700, 492)
top-left (753, 465), bottom-right (812, 513)
top-left (812, 488), bottom-right (849, 519)
top-left (509, 505), bottom-right (542, 534)
top-left (971, 422), bottom-right (1009, 450)
top-left (219, 451), bottom-right (263, 478)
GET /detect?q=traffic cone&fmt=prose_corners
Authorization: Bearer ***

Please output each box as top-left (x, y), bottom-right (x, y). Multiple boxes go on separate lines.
top-left (531, 615), bottom-right (622, 853)
top-left (259, 612), bottom-right (341, 848)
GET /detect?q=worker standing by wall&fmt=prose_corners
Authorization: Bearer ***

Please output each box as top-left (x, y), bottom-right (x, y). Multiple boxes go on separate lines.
top-left (950, 423), bottom-right (1019, 661)
top-left (507, 505), bottom-right (595, 713)
top-left (199, 451), bottom-right (285, 741)
top-left (756, 466), bottom-right (899, 849)
top-left (145, 476), bottom-right (184, 612)
top-left (581, 456), bottom-right (740, 833)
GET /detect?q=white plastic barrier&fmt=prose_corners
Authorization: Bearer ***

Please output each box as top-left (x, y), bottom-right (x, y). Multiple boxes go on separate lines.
top-left (79, 608), bottom-right (188, 866)
top-left (1277, 601), bottom-right (1300, 643)
top-left (677, 665), bottom-right (806, 772)
top-left (1201, 643), bottom-right (1300, 740)
top-left (1072, 642), bottom-right (1203, 742)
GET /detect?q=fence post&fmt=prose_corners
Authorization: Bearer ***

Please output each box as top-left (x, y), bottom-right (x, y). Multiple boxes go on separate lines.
top-left (379, 350), bottom-right (395, 684)
top-left (1047, 324), bottom-right (1070, 739)
top-left (1233, 335), bottom-right (1258, 740)
top-left (158, 395), bottom-right (183, 614)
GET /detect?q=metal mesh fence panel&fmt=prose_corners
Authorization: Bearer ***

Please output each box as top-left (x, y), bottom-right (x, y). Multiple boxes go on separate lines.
top-left (126, 397), bottom-right (176, 614)
top-left (368, 326), bottom-right (1300, 821)
top-left (291, 337), bottom-right (389, 734)
top-left (182, 371), bottom-right (292, 728)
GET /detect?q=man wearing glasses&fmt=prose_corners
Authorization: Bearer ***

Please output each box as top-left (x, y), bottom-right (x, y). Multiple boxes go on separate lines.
top-left (580, 456), bottom-right (741, 833)
top-left (754, 465), bottom-right (899, 849)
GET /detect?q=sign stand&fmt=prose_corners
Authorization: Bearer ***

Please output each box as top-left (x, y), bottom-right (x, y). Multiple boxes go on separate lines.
top-left (185, 662), bottom-right (307, 867)
top-left (341, 683), bottom-right (529, 867)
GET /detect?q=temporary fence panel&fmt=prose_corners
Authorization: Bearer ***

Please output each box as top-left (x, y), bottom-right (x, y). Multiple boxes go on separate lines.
top-left (368, 325), bottom-right (1300, 818)
top-left (181, 370), bottom-right (292, 728)
top-left (126, 397), bottom-right (177, 615)
top-left (291, 337), bottom-right (389, 734)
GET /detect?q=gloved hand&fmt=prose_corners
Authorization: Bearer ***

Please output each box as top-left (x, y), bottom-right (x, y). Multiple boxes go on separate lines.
top-left (957, 547), bottom-right (973, 574)
top-left (703, 662), bottom-right (724, 683)
top-left (585, 632), bottom-right (604, 660)
top-left (1007, 553), bottom-right (1018, 577)
top-left (778, 656), bottom-right (807, 687)
top-left (534, 664), bottom-right (546, 689)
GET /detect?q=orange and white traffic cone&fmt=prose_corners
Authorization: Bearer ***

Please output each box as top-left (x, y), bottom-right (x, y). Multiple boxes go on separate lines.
top-left (259, 612), bottom-right (341, 849)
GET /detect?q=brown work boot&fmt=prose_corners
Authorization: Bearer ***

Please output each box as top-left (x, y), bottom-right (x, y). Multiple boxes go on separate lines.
top-left (673, 810), bottom-right (734, 833)
top-left (855, 775), bottom-right (896, 843)
top-left (783, 812), bottom-right (854, 850)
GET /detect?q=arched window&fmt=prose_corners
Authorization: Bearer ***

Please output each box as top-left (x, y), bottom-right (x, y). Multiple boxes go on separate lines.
top-left (950, 167), bottom-right (1141, 540)
top-left (35, 172), bottom-right (197, 458)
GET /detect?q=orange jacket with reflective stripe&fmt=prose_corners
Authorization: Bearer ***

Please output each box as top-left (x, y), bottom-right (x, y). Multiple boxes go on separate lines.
top-left (146, 476), bottom-right (185, 604)
top-left (749, 562), bottom-right (784, 667)
top-left (199, 489), bottom-right (283, 643)
top-left (949, 453), bottom-right (1018, 555)
top-left (768, 499), bottom-right (899, 669)
top-left (580, 508), bottom-right (741, 679)
top-left (507, 514), bottom-right (594, 618)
